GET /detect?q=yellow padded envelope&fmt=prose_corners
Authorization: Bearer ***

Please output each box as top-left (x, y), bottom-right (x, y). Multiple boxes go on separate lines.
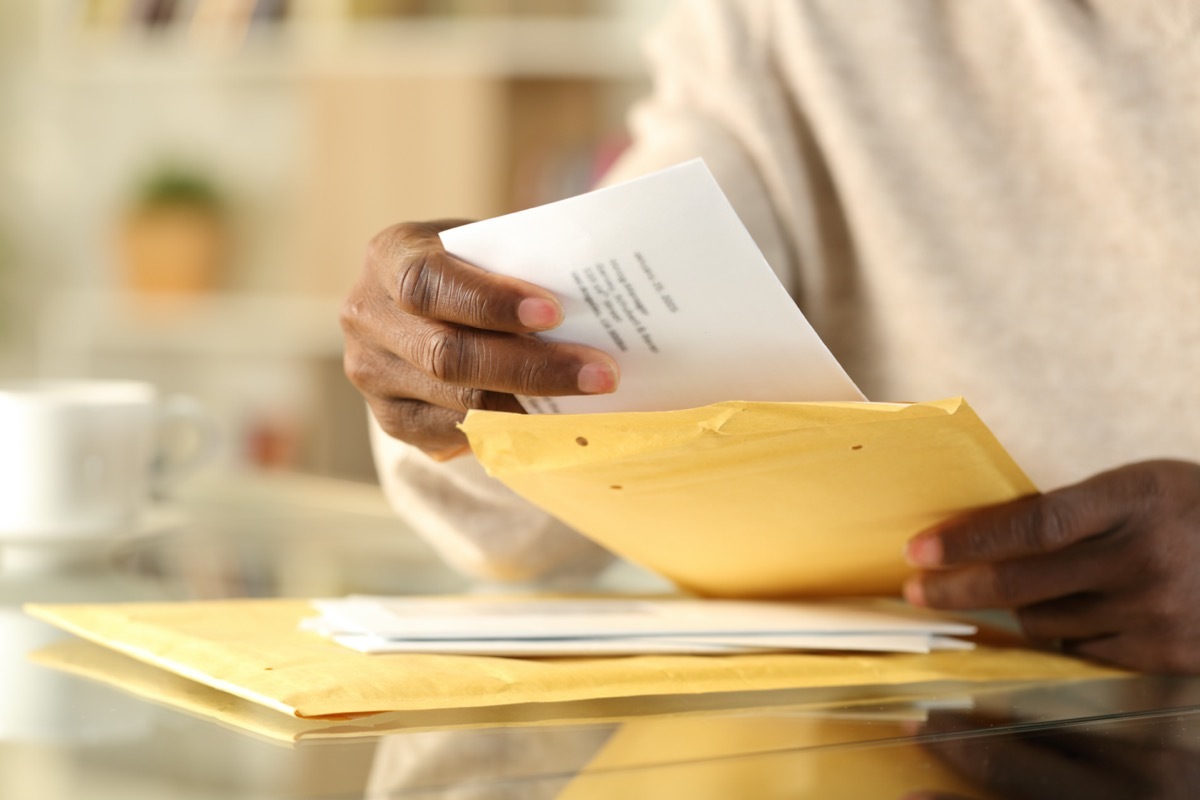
top-left (31, 637), bottom-right (1116, 745)
top-left (25, 600), bottom-right (1121, 720)
top-left (462, 398), bottom-right (1036, 597)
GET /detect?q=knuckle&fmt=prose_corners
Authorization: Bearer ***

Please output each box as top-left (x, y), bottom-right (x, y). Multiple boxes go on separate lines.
top-left (395, 250), bottom-right (442, 316)
top-left (1120, 521), bottom-right (1182, 583)
top-left (1136, 542), bottom-right (1174, 580)
top-left (514, 354), bottom-right (557, 395)
top-left (1142, 584), bottom-right (1186, 630)
top-left (341, 342), bottom-right (378, 393)
top-left (370, 399), bottom-right (413, 441)
top-left (1137, 461), bottom-right (1169, 501)
top-left (985, 563), bottom-right (1023, 606)
top-left (414, 326), bottom-right (468, 383)
top-left (1119, 462), bottom-right (1169, 520)
top-left (374, 224), bottom-right (516, 330)
top-left (362, 223), bottom-right (412, 282)
top-left (372, 398), bottom-right (455, 448)
top-left (1027, 495), bottom-right (1075, 552)
top-left (343, 351), bottom-right (370, 391)
top-left (365, 221), bottom-right (422, 262)
top-left (458, 387), bottom-right (510, 412)
top-left (339, 293), bottom-right (368, 335)
top-left (460, 387), bottom-right (489, 411)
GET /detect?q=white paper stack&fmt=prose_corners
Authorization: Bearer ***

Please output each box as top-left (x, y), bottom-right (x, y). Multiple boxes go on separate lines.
top-left (303, 597), bottom-right (976, 657)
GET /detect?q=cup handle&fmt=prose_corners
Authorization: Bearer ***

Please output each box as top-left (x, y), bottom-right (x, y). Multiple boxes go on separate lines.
top-left (152, 394), bottom-right (219, 498)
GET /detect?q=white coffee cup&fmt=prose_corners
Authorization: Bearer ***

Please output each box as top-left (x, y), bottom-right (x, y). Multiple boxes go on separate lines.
top-left (0, 379), bottom-right (216, 540)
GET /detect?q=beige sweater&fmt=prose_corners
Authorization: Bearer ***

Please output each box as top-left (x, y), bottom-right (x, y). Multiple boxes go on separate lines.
top-left (372, 0), bottom-right (1200, 582)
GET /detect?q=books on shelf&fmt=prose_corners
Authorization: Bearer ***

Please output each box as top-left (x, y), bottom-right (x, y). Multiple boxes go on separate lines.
top-left (78, 0), bottom-right (605, 35)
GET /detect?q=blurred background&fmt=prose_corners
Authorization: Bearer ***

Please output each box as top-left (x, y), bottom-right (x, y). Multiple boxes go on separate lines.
top-left (0, 0), bottom-right (671, 483)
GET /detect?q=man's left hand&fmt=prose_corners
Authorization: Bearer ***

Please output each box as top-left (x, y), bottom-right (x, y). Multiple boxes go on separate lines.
top-left (904, 460), bottom-right (1200, 673)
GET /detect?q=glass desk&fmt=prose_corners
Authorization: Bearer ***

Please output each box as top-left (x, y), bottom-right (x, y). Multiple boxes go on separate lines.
top-left (2, 471), bottom-right (1198, 799)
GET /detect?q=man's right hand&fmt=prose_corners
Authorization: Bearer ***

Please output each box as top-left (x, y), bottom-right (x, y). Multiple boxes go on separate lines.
top-left (341, 220), bottom-right (620, 460)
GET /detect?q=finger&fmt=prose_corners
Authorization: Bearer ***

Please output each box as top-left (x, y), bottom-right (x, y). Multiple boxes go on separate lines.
top-left (367, 396), bottom-right (469, 454)
top-left (394, 318), bottom-right (618, 397)
top-left (354, 346), bottom-right (524, 455)
top-left (904, 534), bottom-right (1122, 610)
top-left (1048, 605), bottom-right (1200, 672)
top-left (347, 341), bottom-right (525, 416)
top-left (1069, 631), bottom-right (1200, 674)
top-left (369, 222), bottom-right (565, 333)
top-left (1015, 594), bottom-right (1122, 644)
top-left (346, 267), bottom-right (620, 398)
top-left (906, 471), bottom-right (1139, 569)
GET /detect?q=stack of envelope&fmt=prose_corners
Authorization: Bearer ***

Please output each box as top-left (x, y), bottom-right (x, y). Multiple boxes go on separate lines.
top-left (303, 596), bottom-right (978, 657)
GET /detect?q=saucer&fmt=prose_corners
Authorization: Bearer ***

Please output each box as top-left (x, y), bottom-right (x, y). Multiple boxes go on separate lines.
top-left (0, 506), bottom-right (186, 547)
top-left (0, 507), bottom-right (187, 572)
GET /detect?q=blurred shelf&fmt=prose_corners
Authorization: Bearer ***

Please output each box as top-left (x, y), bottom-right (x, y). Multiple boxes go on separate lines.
top-left (40, 290), bottom-right (344, 360)
top-left (15, 2), bottom-right (660, 484)
top-left (33, 290), bottom-right (380, 483)
top-left (40, 17), bottom-right (647, 84)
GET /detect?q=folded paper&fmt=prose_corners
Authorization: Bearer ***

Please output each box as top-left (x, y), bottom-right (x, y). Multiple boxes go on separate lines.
top-left (462, 397), bottom-right (1036, 597)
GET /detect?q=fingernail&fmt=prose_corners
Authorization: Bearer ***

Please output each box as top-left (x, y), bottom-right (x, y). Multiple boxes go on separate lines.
top-left (517, 297), bottom-right (562, 330)
top-left (577, 362), bottom-right (618, 394)
top-left (904, 535), bottom-right (942, 568)
top-left (903, 578), bottom-right (928, 607)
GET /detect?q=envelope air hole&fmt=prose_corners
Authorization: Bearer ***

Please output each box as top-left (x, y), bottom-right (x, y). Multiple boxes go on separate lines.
top-left (851, 445), bottom-right (863, 450)
top-left (575, 436), bottom-right (589, 446)
top-left (610, 485), bottom-right (623, 490)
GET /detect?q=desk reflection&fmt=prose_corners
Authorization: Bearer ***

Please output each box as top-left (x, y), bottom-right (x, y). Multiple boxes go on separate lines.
top-left (364, 702), bottom-right (982, 799)
top-left (0, 542), bottom-right (170, 747)
top-left (6, 471), bottom-right (1200, 800)
top-left (366, 727), bottom-right (615, 800)
top-left (362, 683), bottom-right (1200, 799)
top-left (912, 701), bottom-right (1200, 800)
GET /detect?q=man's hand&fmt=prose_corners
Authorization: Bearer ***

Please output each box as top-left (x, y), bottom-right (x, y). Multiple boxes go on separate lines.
top-left (903, 460), bottom-right (1200, 673)
top-left (341, 221), bottom-right (619, 459)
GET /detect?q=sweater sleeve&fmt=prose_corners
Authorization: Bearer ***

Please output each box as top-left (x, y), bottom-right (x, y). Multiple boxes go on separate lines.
top-left (371, 0), bottom-right (800, 583)
top-left (369, 415), bottom-right (614, 583)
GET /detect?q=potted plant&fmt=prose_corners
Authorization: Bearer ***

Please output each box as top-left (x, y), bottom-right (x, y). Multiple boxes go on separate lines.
top-left (118, 165), bottom-right (228, 295)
